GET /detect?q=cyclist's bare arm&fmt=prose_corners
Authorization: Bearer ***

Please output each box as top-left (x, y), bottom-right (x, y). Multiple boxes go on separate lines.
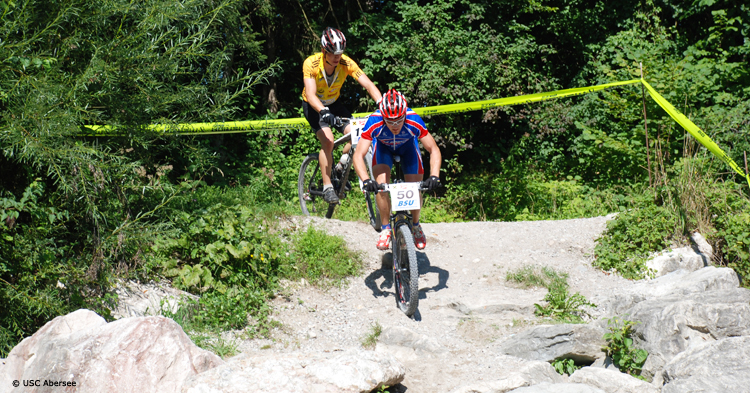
top-left (357, 74), bottom-right (382, 103)
top-left (420, 133), bottom-right (442, 178)
top-left (353, 138), bottom-right (373, 181)
top-left (304, 78), bottom-right (326, 113)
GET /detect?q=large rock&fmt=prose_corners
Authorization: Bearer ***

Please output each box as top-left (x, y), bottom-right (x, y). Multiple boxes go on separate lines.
top-left (569, 367), bottom-right (659, 393)
top-left (0, 309), bottom-right (222, 393)
top-left (448, 355), bottom-right (563, 393)
top-left (662, 336), bottom-right (750, 393)
top-left (594, 266), bottom-right (740, 317)
top-left (377, 325), bottom-right (447, 357)
top-left (113, 279), bottom-right (199, 319)
top-left (645, 246), bottom-right (705, 277)
top-left (622, 287), bottom-right (750, 382)
top-left (497, 324), bottom-right (606, 363)
top-left (181, 349), bottom-right (404, 393)
top-left (690, 231), bottom-right (713, 264)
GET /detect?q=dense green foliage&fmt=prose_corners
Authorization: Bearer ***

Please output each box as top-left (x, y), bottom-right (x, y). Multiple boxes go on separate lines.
top-left (595, 154), bottom-right (750, 280)
top-left (2, 0), bottom-right (749, 356)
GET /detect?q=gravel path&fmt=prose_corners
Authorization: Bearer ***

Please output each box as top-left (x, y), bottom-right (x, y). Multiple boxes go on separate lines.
top-left (237, 215), bottom-right (636, 392)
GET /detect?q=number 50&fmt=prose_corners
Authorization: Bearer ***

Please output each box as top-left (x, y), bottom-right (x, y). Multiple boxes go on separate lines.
top-left (397, 190), bottom-right (414, 199)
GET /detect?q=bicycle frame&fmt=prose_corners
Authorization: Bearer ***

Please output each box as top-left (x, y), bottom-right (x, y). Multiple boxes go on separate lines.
top-left (303, 118), bottom-right (371, 200)
top-left (298, 117), bottom-right (379, 226)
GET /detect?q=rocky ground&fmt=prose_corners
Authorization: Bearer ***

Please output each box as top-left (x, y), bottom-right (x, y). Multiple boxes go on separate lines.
top-left (235, 214), bottom-right (637, 392)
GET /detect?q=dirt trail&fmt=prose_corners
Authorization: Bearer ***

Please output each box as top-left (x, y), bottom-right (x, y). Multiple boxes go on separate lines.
top-left (237, 215), bottom-right (635, 392)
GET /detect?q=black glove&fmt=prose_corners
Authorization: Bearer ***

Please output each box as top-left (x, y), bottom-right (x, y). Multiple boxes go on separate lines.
top-left (319, 107), bottom-right (336, 126)
top-left (362, 179), bottom-right (379, 193)
top-left (422, 176), bottom-right (441, 191)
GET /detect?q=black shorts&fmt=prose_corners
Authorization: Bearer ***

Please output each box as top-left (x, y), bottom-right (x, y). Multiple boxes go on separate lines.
top-left (302, 100), bottom-right (352, 134)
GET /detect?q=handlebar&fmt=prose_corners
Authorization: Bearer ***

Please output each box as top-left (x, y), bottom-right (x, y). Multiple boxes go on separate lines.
top-left (333, 116), bottom-right (351, 128)
top-left (374, 182), bottom-right (433, 192)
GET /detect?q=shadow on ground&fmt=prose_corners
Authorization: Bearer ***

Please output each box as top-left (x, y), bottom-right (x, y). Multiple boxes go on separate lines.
top-left (363, 251), bottom-right (449, 321)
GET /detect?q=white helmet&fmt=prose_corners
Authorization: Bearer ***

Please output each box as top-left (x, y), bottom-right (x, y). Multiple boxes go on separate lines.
top-left (321, 27), bottom-right (346, 55)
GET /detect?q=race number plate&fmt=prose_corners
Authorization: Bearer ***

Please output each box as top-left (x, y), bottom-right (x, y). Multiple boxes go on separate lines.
top-left (349, 117), bottom-right (367, 145)
top-left (388, 183), bottom-right (421, 212)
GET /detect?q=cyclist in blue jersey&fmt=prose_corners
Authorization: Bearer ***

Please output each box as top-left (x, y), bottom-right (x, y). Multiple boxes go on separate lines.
top-left (352, 89), bottom-right (442, 250)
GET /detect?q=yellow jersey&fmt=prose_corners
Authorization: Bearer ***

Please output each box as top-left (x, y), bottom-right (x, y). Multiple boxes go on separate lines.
top-left (302, 53), bottom-right (365, 106)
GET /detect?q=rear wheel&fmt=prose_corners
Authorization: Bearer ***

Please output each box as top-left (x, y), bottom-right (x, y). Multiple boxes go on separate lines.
top-left (392, 223), bottom-right (419, 316)
top-left (298, 153), bottom-right (336, 218)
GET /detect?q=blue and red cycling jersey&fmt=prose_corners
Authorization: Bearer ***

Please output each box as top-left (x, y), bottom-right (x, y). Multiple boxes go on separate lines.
top-left (361, 109), bottom-right (429, 147)
top-left (361, 109), bottom-right (429, 174)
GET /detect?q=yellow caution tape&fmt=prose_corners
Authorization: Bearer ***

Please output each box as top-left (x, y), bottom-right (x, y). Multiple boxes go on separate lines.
top-left (83, 79), bottom-right (642, 136)
top-left (641, 79), bottom-right (750, 187)
top-left (405, 79), bottom-right (643, 117)
top-left (84, 117), bottom-right (310, 136)
top-left (82, 78), bottom-right (749, 186)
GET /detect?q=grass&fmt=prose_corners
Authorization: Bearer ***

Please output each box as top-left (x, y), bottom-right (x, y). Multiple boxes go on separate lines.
top-left (288, 226), bottom-right (364, 288)
top-left (179, 331), bottom-right (238, 358)
top-left (506, 265), bottom-right (568, 289)
top-left (361, 321), bottom-right (383, 349)
top-left (506, 265), bottom-right (595, 323)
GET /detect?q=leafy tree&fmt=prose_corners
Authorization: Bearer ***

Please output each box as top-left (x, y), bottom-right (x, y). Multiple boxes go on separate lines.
top-left (0, 0), bottom-right (275, 356)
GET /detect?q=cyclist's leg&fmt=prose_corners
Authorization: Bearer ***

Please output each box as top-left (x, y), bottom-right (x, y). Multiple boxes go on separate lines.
top-left (316, 128), bottom-right (335, 187)
top-left (373, 163), bottom-right (392, 250)
top-left (397, 139), bottom-right (425, 224)
top-left (303, 101), bottom-right (334, 188)
top-left (399, 140), bottom-right (427, 249)
top-left (372, 140), bottom-right (394, 227)
top-left (373, 164), bottom-right (391, 227)
top-left (372, 140), bottom-right (395, 250)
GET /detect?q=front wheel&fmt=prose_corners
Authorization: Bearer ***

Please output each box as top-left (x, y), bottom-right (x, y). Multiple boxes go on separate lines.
top-left (392, 223), bottom-right (419, 316)
top-left (298, 153), bottom-right (336, 218)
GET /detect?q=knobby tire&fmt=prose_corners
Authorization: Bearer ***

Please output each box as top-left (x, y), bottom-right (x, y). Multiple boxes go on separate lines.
top-left (393, 223), bottom-right (419, 316)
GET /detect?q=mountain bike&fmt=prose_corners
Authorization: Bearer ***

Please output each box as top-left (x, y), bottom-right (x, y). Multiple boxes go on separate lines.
top-left (298, 117), bottom-right (381, 232)
top-left (371, 156), bottom-right (428, 317)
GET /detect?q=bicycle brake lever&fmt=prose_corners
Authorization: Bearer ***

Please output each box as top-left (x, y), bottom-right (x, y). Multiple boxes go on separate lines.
top-left (334, 117), bottom-right (350, 128)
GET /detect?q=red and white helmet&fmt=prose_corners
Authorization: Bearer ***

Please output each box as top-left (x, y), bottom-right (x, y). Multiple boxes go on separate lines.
top-left (321, 27), bottom-right (346, 55)
top-left (379, 89), bottom-right (408, 120)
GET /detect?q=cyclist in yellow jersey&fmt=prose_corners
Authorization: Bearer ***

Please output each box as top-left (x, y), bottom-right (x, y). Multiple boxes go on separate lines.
top-left (302, 27), bottom-right (381, 204)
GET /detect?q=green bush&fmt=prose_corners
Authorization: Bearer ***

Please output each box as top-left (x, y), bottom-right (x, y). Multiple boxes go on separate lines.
top-left (517, 178), bottom-right (639, 221)
top-left (534, 279), bottom-right (597, 323)
top-left (0, 181), bottom-right (116, 357)
top-left (153, 201), bottom-right (289, 294)
top-left (149, 185), bottom-right (365, 335)
top-left (593, 202), bottom-right (676, 279)
top-left (593, 157), bottom-right (750, 283)
top-left (602, 317), bottom-right (648, 380)
top-left (442, 155), bottom-right (642, 223)
top-left (144, 191), bottom-right (292, 334)
top-left (707, 180), bottom-right (750, 286)
top-left (444, 165), bottom-right (530, 222)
